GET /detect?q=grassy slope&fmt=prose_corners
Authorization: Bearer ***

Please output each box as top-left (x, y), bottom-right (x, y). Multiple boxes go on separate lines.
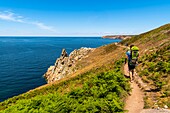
top-left (0, 43), bottom-right (130, 112)
top-left (121, 23), bottom-right (170, 108)
top-left (0, 23), bottom-right (170, 112)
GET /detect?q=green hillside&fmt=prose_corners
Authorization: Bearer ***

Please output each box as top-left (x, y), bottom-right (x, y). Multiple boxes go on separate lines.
top-left (0, 59), bottom-right (130, 113)
top-left (122, 24), bottom-right (170, 108)
top-left (0, 24), bottom-right (170, 112)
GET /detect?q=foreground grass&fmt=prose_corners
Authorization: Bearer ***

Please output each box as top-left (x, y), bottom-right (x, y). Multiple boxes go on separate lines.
top-left (0, 59), bottom-right (130, 113)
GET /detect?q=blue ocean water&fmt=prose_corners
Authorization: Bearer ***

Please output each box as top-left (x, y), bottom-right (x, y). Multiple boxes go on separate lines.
top-left (0, 37), bottom-right (121, 102)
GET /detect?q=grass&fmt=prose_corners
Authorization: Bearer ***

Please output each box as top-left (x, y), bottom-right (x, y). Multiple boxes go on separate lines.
top-left (0, 59), bottom-right (130, 113)
top-left (1, 23), bottom-right (170, 111)
top-left (137, 43), bottom-right (170, 108)
top-left (120, 23), bottom-right (170, 108)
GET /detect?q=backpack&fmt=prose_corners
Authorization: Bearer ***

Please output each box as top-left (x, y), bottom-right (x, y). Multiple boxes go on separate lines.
top-left (129, 46), bottom-right (139, 66)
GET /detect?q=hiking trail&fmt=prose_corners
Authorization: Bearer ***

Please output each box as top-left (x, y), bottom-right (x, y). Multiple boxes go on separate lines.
top-left (124, 63), bottom-right (144, 113)
top-left (121, 44), bottom-right (170, 113)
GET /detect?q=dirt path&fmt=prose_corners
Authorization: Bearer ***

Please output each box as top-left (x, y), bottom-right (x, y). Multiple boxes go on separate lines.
top-left (123, 62), bottom-right (170, 113)
top-left (124, 63), bottom-right (144, 113)
top-left (120, 44), bottom-right (170, 113)
top-left (124, 82), bottom-right (144, 113)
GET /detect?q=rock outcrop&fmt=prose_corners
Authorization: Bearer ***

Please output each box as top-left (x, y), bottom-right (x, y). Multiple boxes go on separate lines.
top-left (43, 47), bottom-right (95, 83)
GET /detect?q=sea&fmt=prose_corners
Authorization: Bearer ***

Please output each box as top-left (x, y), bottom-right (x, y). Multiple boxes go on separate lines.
top-left (0, 37), bottom-right (121, 102)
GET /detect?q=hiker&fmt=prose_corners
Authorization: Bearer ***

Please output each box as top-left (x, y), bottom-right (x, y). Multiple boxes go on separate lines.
top-left (126, 45), bottom-right (139, 82)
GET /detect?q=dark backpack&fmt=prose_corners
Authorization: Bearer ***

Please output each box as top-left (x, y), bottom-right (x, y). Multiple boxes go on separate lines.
top-left (129, 46), bottom-right (139, 66)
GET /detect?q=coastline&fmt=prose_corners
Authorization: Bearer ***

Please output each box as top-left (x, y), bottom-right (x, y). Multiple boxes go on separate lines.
top-left (0, 37), bottom-right (119, 102)
top-left (102, 35), bottom-right (133, 40)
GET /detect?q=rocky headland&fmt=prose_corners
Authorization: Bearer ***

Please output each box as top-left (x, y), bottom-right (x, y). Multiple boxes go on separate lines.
top-left (102, 35), bottom-right (132, 40)
top-left (43, 47), bottom-right (95, 83)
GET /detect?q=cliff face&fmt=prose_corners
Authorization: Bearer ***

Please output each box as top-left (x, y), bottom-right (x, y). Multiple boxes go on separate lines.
top-left (43, 47), bottom-right (95, 83)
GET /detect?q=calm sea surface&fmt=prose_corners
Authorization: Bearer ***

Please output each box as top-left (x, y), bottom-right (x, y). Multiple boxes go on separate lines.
top-left (0, 37), bottom-right (120, 102)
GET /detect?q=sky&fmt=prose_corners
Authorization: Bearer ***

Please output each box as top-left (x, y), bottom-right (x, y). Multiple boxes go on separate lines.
top-left (0, 0), bottom-right (170, 36)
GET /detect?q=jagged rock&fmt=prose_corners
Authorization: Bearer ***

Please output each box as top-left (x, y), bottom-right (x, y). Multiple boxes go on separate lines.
top-left (61, 49), bottom-right (68, 57)
top-left (43, 47), bottom-right (95, 83)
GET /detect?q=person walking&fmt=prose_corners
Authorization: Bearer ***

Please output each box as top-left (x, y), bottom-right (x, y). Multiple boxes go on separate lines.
top-left (126, 45), bottom-right (139, 82)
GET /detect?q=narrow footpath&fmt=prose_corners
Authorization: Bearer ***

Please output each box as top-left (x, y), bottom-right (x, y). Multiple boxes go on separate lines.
top-left (124, 63), bottom-right (144, 113)
top-left (123, 60), bottom-right (170, 113)
top-left (117, 44), bottom-right (170, 113)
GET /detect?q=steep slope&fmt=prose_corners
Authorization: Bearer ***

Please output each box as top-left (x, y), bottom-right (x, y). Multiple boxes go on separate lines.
top-left (138, 41), bottom-right (170, 108)
top-left (0, 43), bottom-right (131, 112)
top-left (121, 24), bottom-right (170, 109)
top-left (0, 24), bottom-right (170, 112)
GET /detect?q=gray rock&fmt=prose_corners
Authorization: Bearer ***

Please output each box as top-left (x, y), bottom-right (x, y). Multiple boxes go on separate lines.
top-left (43, 47), bottom-right (95, 83)
top-left (61, 48), bottom-right (68, 57)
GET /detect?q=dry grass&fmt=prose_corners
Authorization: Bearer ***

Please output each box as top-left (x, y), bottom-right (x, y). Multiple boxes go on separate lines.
top-left (29, 43), bottom-right (126, 93)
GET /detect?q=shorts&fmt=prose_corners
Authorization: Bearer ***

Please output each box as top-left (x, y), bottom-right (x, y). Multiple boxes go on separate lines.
top-left (128, 63), bottom-right (135, 71)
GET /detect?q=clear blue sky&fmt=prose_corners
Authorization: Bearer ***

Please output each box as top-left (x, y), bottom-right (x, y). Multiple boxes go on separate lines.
top-left (0, 0), bottom-right (170, 36)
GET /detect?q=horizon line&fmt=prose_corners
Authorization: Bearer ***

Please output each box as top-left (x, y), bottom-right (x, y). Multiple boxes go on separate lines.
top-left (0, 34), bottom-right (137, 37)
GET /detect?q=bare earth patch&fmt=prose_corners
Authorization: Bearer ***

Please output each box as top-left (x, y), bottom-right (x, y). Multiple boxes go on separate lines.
top-left (124, 82), bottom-right (144, 113)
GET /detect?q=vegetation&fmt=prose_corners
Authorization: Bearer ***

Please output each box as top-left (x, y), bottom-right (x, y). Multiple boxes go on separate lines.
top-left (1, 23), bottom-right (170, 112)
top-left (138, 43), bottom-right (170, 108)
top-left (121, 23), bottom-right (170, 45)
top-left (120, 23), bottom-right (170, 108)
top-left (0, 59), bottom-right (130, 113)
